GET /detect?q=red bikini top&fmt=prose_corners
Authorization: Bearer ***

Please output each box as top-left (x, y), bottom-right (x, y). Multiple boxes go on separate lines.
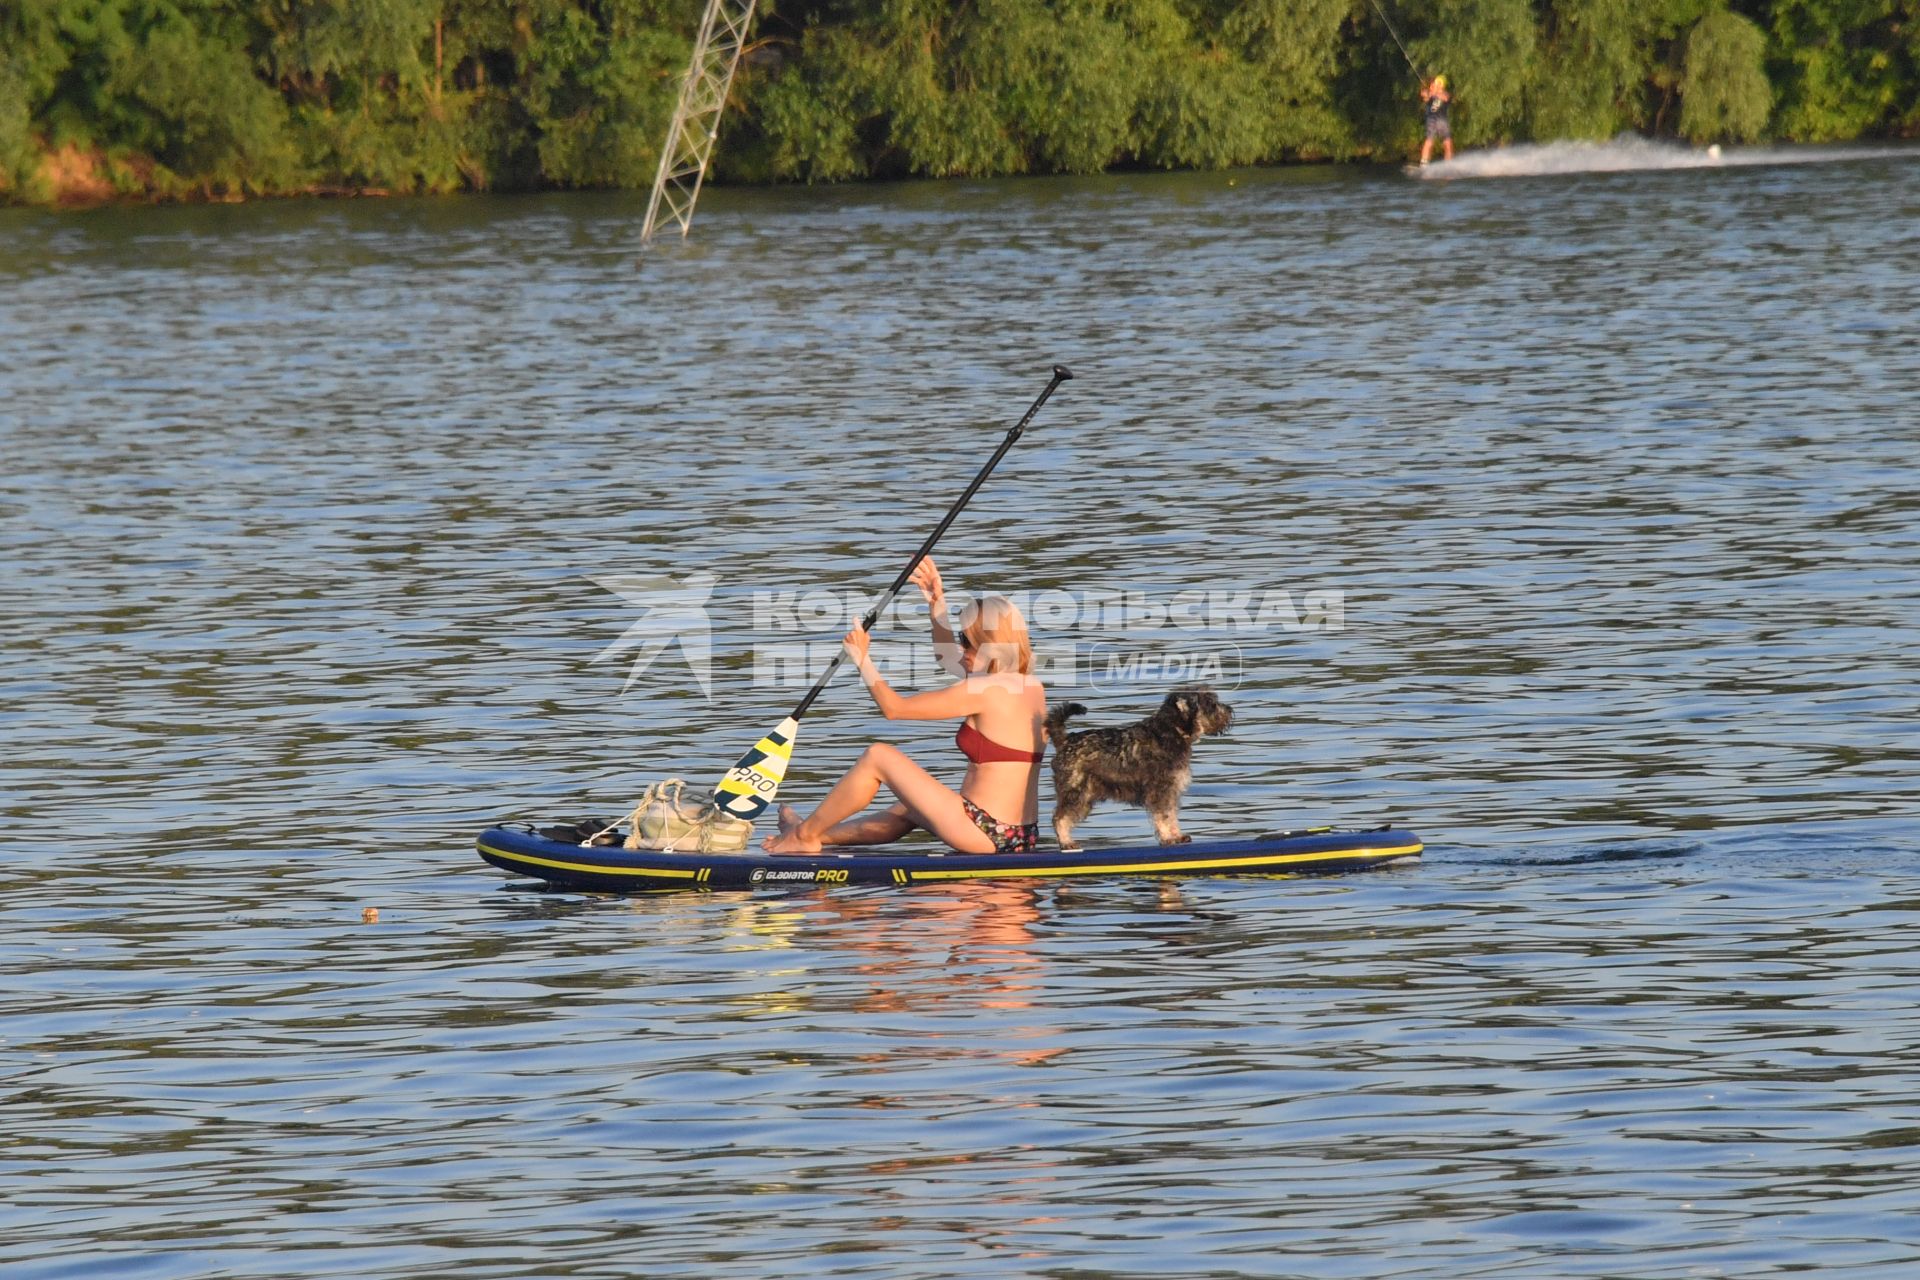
top-left (957, 720), bottom-right (1044, 765)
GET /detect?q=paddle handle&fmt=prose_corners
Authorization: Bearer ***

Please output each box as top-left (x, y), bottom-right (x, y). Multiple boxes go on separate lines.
top-left (788, 364), bottom-right (1073, 720)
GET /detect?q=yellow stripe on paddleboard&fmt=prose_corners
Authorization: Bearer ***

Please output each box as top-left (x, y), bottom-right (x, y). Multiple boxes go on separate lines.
top-left (903, 841), bottom-right (1423, 882)
top-left (477, 841), bottom-right (701, 879)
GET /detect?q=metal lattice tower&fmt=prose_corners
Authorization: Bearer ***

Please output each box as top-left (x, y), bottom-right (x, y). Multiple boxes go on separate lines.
top-left (640, 0), bottom-right (758, 249)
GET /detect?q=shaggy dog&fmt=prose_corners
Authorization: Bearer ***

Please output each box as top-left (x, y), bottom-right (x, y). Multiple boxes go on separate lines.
top-left (1045, 687), bottom-right (1234, 850)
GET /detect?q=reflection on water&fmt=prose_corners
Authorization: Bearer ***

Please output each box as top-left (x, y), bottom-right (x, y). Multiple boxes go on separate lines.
top-left (3, 155), bottom-right (1919, 1276)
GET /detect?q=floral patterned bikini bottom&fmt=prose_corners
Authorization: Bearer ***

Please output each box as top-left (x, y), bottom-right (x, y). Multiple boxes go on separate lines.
top-left (961, 797), bottom-right (1039, 855)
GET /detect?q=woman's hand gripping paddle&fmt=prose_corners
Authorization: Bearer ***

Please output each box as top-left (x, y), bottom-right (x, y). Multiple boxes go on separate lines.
top-left (709, 365), bottom-right (1075, 822)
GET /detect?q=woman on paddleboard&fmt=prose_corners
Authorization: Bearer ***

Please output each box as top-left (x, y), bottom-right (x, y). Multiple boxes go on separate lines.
top-left (763, 556), bottom-right (1046, 855)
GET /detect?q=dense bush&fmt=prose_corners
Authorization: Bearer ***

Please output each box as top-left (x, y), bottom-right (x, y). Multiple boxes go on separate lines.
top-left (1764, 0), bottom-right (1920, 139)
top-left (1681, 10), bottom-right (1772, 141)
top-left (1, 0), bottom-right (1916, 203)
top-left (1, 55), bottom-right (33, 192)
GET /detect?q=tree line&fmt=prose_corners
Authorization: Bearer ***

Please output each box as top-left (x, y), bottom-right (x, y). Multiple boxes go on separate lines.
top-left (2, 0), bottom-right (1915, 204)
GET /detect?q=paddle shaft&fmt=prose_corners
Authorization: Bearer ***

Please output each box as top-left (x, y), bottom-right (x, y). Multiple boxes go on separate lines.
top-left (788, 364), bottom-right (1073, 720)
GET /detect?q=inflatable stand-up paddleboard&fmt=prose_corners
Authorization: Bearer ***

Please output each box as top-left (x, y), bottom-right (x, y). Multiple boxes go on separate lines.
top-left (475, 824), bottom-right (1423, 891)
top-left (476, 367), bottom-right (1424, 894)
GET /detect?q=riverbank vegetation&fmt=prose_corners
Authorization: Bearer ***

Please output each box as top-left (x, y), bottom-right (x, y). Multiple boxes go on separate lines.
top-left (3, 0), bottom-right (1916, 204)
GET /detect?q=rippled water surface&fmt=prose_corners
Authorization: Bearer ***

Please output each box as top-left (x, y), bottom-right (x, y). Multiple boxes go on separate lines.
top-left (4, 151), bottom-right (1920, 1277)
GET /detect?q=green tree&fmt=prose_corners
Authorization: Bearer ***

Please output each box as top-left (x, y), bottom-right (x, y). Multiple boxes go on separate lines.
top-left (989, 0), bottom-right (1139, 173)
top-left (520, 0), bottom-right (686, 187)
top-left (1129, 0), bottom-right (1266, 170)
top-left (734, 24), bottom-right (871, 182)
top-left (5, 0), bottom-right (296, 195)
top-left (1531, 0), bottom-right (1655, 139)
top-left (1, 57), bottom-right (31, 192)
top-left (1680, 9), bottom-right (1771, 141)
top-left (256, 0), bottom-right (502, 193)
top-left (115, 5), bottom-right (298, 193)
top-left (6, 0), bottom-right (1920, 205)
top-left (1420, 0), bottom-right (1539, 145)
top-left (1, 2), bottom-right (67, 193)
top-left (1765, 0), bottom-right (1919, 139)
top-left (1223, 0), bottom-right (1355, 158)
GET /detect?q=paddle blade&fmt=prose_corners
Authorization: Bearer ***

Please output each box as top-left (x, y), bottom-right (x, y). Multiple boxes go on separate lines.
top-left (711, 717), bottom-right (799, 822)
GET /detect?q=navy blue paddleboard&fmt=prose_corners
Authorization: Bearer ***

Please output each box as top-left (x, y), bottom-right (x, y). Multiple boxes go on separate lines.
top-left (476, 824), bottom-right (1422, 891)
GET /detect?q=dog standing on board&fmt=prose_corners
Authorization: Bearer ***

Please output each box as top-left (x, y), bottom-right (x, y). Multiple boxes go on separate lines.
top-left (1045, 687), bottom-right (1235, 851)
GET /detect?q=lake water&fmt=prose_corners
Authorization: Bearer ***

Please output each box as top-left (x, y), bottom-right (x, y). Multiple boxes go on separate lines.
top-left (4, 147), bottom-right (1919, 1277)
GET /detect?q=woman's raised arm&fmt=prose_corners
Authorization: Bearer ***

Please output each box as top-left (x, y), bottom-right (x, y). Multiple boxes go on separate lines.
top-left (844, 628), bottom-right (985, 721)
top-left (912, 557), bottom-right (965, 677)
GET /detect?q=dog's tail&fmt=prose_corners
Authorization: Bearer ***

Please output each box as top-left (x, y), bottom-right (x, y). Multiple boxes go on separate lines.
top-left (1044, 702), bottom-right (1088, 744)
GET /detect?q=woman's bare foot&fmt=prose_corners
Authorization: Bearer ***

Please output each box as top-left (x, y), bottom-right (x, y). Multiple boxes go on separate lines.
top-left (761, 828), bottom-right (822, 855)
top-left (776, 803), bottom-right (804, 836)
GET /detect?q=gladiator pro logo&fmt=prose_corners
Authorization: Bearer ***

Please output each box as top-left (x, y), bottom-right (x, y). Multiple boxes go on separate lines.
top-left (749, 867), bottom-right (850, 884)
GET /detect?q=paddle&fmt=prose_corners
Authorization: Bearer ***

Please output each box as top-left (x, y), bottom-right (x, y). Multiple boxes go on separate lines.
top-left (709, 364), bottom-right (1075, 822)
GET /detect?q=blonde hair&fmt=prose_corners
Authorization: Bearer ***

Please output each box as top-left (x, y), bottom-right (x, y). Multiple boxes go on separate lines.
top-left (956, 594), bottom-right (1033, 676)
